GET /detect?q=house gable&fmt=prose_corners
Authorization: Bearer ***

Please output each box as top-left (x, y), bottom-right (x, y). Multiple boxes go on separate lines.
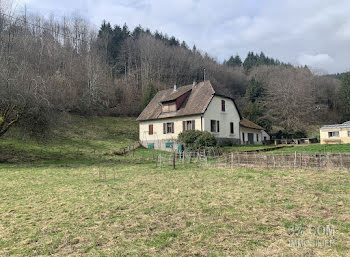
top-left (203, 95), bottom-right (241, 141)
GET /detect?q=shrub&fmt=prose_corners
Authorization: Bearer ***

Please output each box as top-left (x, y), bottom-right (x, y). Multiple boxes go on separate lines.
top-left (178, 130), bottom-right (202, 147)
top-left (194, 131), bottom-right (217, 149)
top-left (178, 130), bottom-right (217, 149)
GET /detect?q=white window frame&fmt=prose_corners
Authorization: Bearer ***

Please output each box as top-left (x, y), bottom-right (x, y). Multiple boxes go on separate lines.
top-left (328, 131), bottom-right (339, 138)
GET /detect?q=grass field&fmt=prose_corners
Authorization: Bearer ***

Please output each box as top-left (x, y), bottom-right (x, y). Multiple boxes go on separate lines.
top-left (0, 116), bottom-right (350, 256)
top-left (225, 144), bottom-right (350, 155)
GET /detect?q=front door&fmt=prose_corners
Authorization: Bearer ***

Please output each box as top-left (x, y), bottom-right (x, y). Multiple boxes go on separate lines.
top-left (248, 133), bottom-right (254, 144)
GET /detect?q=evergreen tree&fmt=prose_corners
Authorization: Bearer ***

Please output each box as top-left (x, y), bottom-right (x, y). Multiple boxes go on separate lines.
top-left (192, 44), bottom-right (197, 53)
top-left (132, 25), bottom-right (143, 39)
top-left (169, 36), bottom-right (180, 46)
top-left (246, 78), bottom-right (263, 102)
top-left (257, 52), bottom-right (267, 66)
top-left (181, 40), bottom-right (189, 49)
top-left (141, 83), bottom-right (158, 111)
top-left (243, 102), bottom-right (272, 132)
top-left (243, 52), bottom-right (259, 70)
top-left (226, 54), bottom-right (242, 67)
top-left (338, 72), bottom-right (350, 121)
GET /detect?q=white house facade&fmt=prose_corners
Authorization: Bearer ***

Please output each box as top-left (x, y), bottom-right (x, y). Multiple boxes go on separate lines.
top-left (137, 81), bottom-right (268, 151)
top-left (320, 121), bottom-right (350, 144)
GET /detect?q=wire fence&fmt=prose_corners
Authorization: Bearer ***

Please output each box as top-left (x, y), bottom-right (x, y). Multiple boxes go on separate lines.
top-left (156, 150), bottom-right (350, 171)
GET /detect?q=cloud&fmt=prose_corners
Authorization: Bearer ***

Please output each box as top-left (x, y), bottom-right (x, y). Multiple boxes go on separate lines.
top-left (297, 54), bottom-right (334, 69)
top-left (21, 0), bottom-right (350, 73)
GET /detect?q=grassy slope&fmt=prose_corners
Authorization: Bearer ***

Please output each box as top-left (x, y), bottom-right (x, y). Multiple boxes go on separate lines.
top-left (0, 116), bottom-right (141, 164)
top-left (0, 116), bottom-right (349, 256)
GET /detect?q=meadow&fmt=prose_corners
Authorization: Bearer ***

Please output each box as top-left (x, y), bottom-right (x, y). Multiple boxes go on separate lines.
top-left (0, 116), bottom-right (349, 256)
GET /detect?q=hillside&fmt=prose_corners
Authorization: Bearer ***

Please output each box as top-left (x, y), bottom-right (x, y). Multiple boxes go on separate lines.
top-left (0, 115), bottom-right (139, 164)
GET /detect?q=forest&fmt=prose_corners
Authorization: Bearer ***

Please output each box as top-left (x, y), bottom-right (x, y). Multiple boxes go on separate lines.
top-left (0, 6), bottom-right (349, 139)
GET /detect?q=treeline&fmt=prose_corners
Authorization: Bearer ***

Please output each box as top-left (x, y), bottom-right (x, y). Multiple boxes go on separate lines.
top-left (224, 52), bottom-right (292, 70)
top-left (0, 6), bottom-right (349, 139)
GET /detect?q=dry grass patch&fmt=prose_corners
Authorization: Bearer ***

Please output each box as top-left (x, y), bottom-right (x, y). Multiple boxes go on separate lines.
top-left (0, 163), bottom-right (349, 256)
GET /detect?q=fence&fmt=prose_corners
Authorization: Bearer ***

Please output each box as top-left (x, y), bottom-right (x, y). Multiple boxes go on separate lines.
top-left (203, 151), bottom-right (350, 171)
top-left (113, 142), bottom-right (141, 155)
top-left (156, 150), bottom-right (350, 171)
top-left (156, 149), bottom-right (216, 169)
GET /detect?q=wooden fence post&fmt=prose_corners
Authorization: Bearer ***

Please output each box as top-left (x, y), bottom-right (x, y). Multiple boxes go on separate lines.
top-left (160, 153), bottom-right (162, 168)
top-left (326, 153), bottom-right (330, 170)
top-left (294, 151), bottom-right (297, 171)
top-left (182, 151), bottom-right (185, 167)
top-left (340, 153), bottom-right (343, 169)
top-left (173, 152), bottom-right (176, 170)
top-left (196, 149), bottom-right (200, 168)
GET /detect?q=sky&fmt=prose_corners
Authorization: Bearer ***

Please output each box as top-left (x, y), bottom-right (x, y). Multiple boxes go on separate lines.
top-left (17, 0), bottom-right (350, 74)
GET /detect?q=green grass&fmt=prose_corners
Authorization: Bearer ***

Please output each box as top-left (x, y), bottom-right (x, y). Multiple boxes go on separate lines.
top-left (224, 144), bottom-right (350, 155)
top-left (268, 144), bottom-right (350, 154)
top-left (224, 145), bottom-right (282, 152)
top-left (0, 116), bottom-right (349, 256)
top-left (0, 115), bottom-right (150, 164)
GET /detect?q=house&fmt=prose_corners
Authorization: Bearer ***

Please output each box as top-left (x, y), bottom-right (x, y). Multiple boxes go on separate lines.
top-left (320, 121), bottom-right (350, 144)
top-left (137, 80), bottom-right (269, 151)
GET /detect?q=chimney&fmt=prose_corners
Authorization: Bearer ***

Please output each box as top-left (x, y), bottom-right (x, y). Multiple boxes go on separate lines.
top-left (173, 85), bottom-right (177, 91)
top-left (193, 81), bottom-right (197, 87)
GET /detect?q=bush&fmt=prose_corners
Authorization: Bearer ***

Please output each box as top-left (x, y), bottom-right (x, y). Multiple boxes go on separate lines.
top-left (194, 131), bottom-right (217, 149)
top-left (178, 130), bottom-right (217, 149)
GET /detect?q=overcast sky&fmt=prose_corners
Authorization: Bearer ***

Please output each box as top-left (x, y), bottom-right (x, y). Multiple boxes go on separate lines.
top-left (21, 0), bottom-right (350, 74)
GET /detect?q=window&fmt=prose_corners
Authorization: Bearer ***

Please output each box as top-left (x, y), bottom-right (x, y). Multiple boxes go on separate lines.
top-left (211, 120), bottom-right (216, 132)
top-left (230, 122), bottom-right (234, 134)
top-left (328, 131), bottom-right (339, 138)
top-left (163, 122), bottom-right (174, 134)
top-left (162, 102), bottom-right (176, 113)
top-left (149, 124), bottom-right (153, 135)
top-left (165, 142), bottom-right (174, 148)
top-left (256, 134), bottom-right (259, 142)
top-left (148, 143), bottom-right (154, 149)
top-left (242, 133), bottom-right (245, 142)
top-left (221, 100), bottom-right (226, 112)
top-left (348, 131), bottom-right (350, 137)
top-left (211, 120), bottom-right (220, 132)
top-left (183, 120), bottom-right (195, 131)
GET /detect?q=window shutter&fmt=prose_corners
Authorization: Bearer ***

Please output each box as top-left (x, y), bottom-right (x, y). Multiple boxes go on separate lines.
top-left (149, 124), bottom-right (153, 135)
top-left (163, 123), bottom-right (166, 134)
top-left (183, 121), bottom-right (186, 131)
top-left (192, 120), bottom-right (195, 130)
top-left (217, 121), bottom-right (220, 132)
top-left (171, 122), bottom-right (174, 133)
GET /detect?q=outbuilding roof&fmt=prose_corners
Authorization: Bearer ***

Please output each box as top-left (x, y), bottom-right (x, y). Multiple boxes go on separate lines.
top-left (320, 121), bottom-right (350, 130)
top-left (240, 118), bottom-right (265, 130)
top-left (137, 80), bottom-right (242, 121)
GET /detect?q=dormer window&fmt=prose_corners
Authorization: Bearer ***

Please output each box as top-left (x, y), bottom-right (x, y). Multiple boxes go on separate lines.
top-left (221, 100), bottom-right (225, 112)
top-left (162, 101), bottom-right (176, 113)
